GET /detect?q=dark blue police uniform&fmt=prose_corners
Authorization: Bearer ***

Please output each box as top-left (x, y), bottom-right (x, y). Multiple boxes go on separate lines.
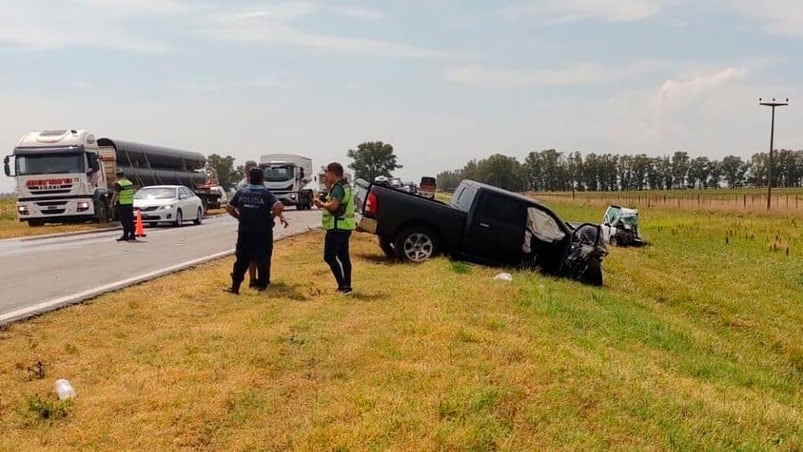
top-left (228, 184), bottom-right (279, 292)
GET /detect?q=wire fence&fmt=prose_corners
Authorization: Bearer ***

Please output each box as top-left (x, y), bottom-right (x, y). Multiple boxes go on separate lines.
top-left (531, 191), bottom-right (803, 215)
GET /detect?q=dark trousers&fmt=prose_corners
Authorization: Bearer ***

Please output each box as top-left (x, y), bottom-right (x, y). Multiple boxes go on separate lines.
top-left (117, 204), bottom-right (134, 239)
top-left (324, 230), bottom-right (352, 290)
top-left (231, 231), bottom-right (272, 290)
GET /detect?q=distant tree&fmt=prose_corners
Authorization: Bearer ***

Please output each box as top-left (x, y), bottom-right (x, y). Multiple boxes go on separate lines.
top-left (476, 154), bottom-right (525, 191)
top-left (659, 156), bottom-right (673, 189)
top-left (720, 155), bottom-right (744, 188)
top-left (347, 141), bottom-right (402, 181)
top-left (566, 151), bottom-right (584, 191)
top-left (461, 159), bottom-right (481, 182)
top-left (207, 154), bottom-right (240, 190)
top-left (436, 170), bottom-right (462, 191)
top-left (599, 154), bottom-right (618, 191)
top-left (583, 153), bottom-right (600, 191)
top-left (775, 149), bottom-right (803, 187)
top-left (632, 154), bottom-right (651, 190)
top-left (748, 153), bottom-right (768, 187)
top-left (522, 151), bottom-right (543, 191)
top-left (708, 159), bottom-right (723, 188)
top-left (671, 151), bottom-right (690, 188)
top-left (687, 156), bottom-right (712, 188)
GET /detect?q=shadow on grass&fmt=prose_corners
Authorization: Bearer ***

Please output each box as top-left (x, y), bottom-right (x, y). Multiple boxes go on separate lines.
top-left (261, 281), bottom-right (312, 301)
top-left (255, 281), bottom-right (390, 303)
top-left (354, 252), bottom-right (398, 265)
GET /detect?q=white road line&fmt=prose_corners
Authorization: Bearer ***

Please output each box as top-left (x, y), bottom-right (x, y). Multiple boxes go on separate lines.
top-left (0, 249), bottom-right (235, 326)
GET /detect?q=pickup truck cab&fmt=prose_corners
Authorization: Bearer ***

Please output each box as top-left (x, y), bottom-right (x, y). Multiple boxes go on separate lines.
top-left (354, 178), bottom-right (607, 285)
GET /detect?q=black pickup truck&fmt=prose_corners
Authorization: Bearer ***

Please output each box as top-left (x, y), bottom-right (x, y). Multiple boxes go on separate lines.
top-left (353, 178), bottom-right (608, 285)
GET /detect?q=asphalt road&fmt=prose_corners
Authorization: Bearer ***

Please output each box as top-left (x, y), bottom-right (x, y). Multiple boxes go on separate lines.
top-left (0, 210), bottom-right (321, 325)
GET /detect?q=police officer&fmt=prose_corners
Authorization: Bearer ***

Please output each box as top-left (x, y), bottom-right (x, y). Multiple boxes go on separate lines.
top-left (111, 168), bottom-right (135, 242)
top-left (235, 160), bottom-right (267, 288)
top-left (313, 162), bottom-right (355, 294)
top-left (225, 167), bottom-right (286, 294)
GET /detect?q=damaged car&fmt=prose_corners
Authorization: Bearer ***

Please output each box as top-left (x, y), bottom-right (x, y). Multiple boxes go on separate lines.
top-left (354, 178), bottom-right (608, 285)
top-left (601, 205), bottom-right (645, 246)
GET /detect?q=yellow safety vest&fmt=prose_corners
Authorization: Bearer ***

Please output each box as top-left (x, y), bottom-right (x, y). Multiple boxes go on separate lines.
top-left (322, 183), bottom-right (355, 231)
top-left (116, 178), bottom-right (134, 205)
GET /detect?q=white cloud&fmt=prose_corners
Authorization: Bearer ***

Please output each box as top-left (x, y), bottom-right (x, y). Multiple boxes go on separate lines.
top-left (599, 66), bottom-right (753, 155)
top-left (504, 0), bottom-right (667, 23)
top-left (204, 7), bottom-right (453, 59)
top-left (331, 5), bottom-right (384, 20)
top-left (75, 0), bottom-right (192, 15)
top-left (659, 67), bottom-right (746, 100)
top-left (179, 77), bottom-right (287, 92)
top-left (446, 60), bottom-right (670, 88)
top-left (730, 0), bottom-right (803, 37)
top-left (0, 0), bottom-right (185, 52)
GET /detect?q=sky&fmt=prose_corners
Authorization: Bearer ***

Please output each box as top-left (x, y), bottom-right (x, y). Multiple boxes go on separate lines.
top-left (2, 0), bottom-right (803, 193)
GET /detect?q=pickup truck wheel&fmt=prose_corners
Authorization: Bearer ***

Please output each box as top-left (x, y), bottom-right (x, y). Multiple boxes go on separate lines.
top-left (394, 227), bottom-right (438, 263)
top-left (378, 236), bottom-right (396, 258)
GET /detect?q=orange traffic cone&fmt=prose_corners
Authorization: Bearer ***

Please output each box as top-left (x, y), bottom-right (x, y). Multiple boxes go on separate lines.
top-left (134, 209), bottom-right (147, 238)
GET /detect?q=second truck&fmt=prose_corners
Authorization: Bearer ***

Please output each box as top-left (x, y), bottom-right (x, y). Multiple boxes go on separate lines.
top-left (259, 154), bottom-right (314, 210)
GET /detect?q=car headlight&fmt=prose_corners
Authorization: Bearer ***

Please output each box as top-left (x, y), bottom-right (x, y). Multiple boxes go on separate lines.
top-left (77, 201), bottom-right (90, 211)
top-left (17, 205), bottom-right (29, 214)
top-left (159, 203), bottom-right (176, 210)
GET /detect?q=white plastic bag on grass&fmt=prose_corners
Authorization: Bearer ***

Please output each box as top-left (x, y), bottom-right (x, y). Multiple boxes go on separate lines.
top-left (493, 272), bottom-right (513, 282)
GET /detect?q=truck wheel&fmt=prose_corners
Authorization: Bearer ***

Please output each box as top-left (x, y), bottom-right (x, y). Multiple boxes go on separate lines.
top-left (378, 236), bottom-right (396, 258)
top-left (394, 227), bottom-right (438, 263)
top-left (96, 201), bottom-right (111, 224)
top-left (174, 209), bottom-right (183, 227)
top-left (193, 207), bottom-right (203, 225)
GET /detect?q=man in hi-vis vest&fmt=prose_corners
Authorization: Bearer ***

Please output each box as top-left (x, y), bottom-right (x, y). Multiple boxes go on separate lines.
top-left (313, 162), bottom-right (355, 295)
top-left (111, 168), bottom-right (136, 242)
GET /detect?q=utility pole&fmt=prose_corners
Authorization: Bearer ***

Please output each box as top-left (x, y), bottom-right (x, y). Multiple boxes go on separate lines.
top-left (759, 98), bottom-right (788, 210)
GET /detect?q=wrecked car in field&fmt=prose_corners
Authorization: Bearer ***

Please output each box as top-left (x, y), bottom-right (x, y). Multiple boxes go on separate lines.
top-left (601, 205), bottom-right (645, 246)
top-left (354, 178), bottom-right (608, 285)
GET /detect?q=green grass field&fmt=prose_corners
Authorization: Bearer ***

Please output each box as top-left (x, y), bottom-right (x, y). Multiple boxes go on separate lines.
top-left (0, 197), bottom-right (800, 450)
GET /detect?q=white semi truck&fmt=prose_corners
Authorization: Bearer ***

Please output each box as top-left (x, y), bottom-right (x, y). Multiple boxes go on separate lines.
top-left (259, 154), bottom-right (314, 210)
top-left (316, 165), bottom-right (353, 201)
top-left (4, 129), bottom-right (221, 226)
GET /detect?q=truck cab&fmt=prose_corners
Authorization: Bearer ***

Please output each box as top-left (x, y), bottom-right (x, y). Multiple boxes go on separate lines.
top-left (4, 129), bottom-right (111, 226)
top-left (259, 154), bottom-right (314, 210)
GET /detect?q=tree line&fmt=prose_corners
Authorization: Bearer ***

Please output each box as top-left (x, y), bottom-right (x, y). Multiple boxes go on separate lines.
top-left (436, 150), bottom-right (803, 192)
top-left (207, 144), bottom-right (803, 194)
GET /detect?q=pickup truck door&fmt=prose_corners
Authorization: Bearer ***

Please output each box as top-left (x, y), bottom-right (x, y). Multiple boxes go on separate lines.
top-left (462, 191), bottom-right (527, 265)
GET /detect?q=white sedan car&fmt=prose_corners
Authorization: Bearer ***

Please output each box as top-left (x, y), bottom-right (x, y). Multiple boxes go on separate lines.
top-left (133, 185), bottom-right (204, 227)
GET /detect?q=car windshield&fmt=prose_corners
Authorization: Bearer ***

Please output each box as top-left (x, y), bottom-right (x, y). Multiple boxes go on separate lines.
top-left (135, 187), bottom-right (177, 200)
top-left (15, 153), bottom-right (84, 175)
top-left (263, 165), bottom-right (294, 182)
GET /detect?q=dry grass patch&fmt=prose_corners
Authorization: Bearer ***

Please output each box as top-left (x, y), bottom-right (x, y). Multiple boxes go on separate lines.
top-left (0, 225), bottom-right (800, 450)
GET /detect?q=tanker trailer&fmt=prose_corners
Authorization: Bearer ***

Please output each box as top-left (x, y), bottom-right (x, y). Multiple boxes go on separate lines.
top-left (96, 138), bottom-right (221, 212)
